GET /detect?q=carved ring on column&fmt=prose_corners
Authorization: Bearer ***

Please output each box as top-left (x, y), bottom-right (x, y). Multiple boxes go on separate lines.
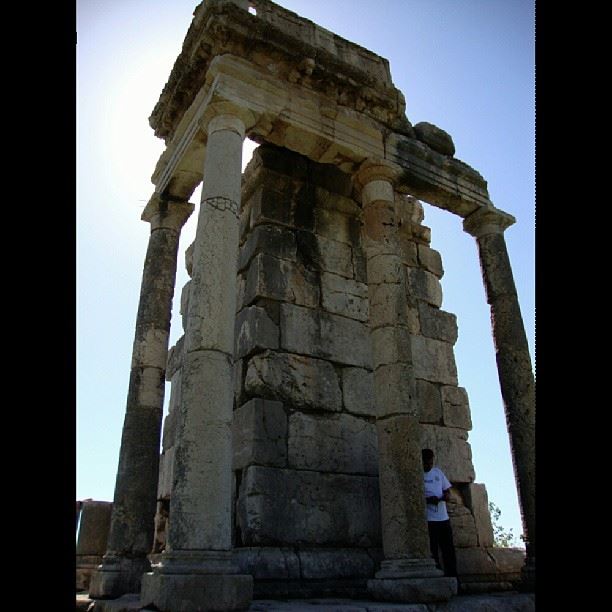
top-left (202, 195), bottom-right (239, 218)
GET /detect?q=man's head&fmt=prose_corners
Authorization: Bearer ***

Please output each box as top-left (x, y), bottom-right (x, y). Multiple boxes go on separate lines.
top-left (422, 448), bottom-right (434, 472)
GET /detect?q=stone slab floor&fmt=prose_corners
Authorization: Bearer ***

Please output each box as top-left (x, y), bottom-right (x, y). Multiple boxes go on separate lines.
top-left (77, 592), bottom-right (535, 612)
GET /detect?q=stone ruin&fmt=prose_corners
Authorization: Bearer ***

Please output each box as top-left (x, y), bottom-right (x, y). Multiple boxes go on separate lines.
top-left (81, 1), bottom-right (535, 610)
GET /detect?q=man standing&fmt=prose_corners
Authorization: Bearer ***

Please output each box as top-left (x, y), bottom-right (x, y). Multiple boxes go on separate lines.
top-left (422, 448), bottom-right (458, 580)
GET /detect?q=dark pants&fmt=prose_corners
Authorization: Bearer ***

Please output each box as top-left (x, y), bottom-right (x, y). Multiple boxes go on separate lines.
top-left (428, 519), bottom-right (457, 578)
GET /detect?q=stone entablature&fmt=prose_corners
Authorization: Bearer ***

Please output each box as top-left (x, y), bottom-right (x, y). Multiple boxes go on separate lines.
top-left (150, 0), bottom-right (402, 143)
top-left (147, 0), bottom-right (492, 219)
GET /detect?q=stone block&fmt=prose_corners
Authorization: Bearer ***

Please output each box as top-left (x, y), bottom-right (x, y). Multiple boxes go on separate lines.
top-left (321, 272), bottom-right (369, 321)
top-left (76, 555), bottom-right (103, 592)
top-left (233, 547), bottom-right (301, 580)
top-left (413, 122), bottom-right (456, 157)
top-left (342, 367), bottom-right (376, 417)
top-left (140, 572), bottom-right (253, 612)
top-left (245, 350), bottom-right (342, 412)
top-left (368, 576), bottom-right (457, 603)
top-left (353, 248), bottom-right (368, 283)
top-left (487, 547), bottom-right (526, 577)
top-left (398, 235), bottom-right (419, 267)
top-left (236, 466), bottom-right (381, 547)
top-left (296, 230), bottom-right (354, 278)
top-left (236, 272), bottom-right (246, 313)
top-left (232, 398), bottom-right (287, 469)
top-left (420, 424), bottom-right (475, 483)
top-left (167, 370), bottom-right (182, 414)
top-left (368, 282), bottom-right (420, 333)
top-left (179, 280), bottom-right (191, 332)
top-left (165, 335), bottom-right (184, 381)
top-left (371, 326), bottom-right (412, 368)
top-left (161, 405), bottom-right (178, 454)
top-left (417, 244), bottom-right (444, 278)
top-left (416, 379), bottom-right (442, 424)
top-left (406, 267), bottom-right (443, 307)
top-left (466, 483), bottom-right (495, 548)
top-left (234, 357), bottom-right (248, 408)
top-left (314, 195), bottom-right (361, 245)
top-left (366, 254), bottom-right (404, 285)
top-left (441, 385), bottom-right (472, 430)
top-left (235, 306), bottom-right (280, 359)
top-left (311, 164), bottom-right (354, 197)
top-left (243, 253), bottom-right (320, 309)
top-left (447, 505), bottom-right (479, 548)
top-left (248, 182), bottom-right (307, 230)
top-left (396, 194), bottom-right (425, 225)
top-left (411, 335), bottom-right (458, 386)
top-left (298, 548), bottom-right (376, 579)
top-left (455, 547), bottom-right (498, 580)
top-left (373, 363), bottom-right (416, 418)
top-left (418, 303), bottom-right (458, 344)
top-left (157, 447), bottom-right (175, 499)
top-left (76, 501), bottom-right (112, 556)
top-left (280, 303), bottom-right (372, 368)
top-left (238, 223), bottom-right (297, 272)
top-left (254, 145), bottom-right (309, 181)
top-left (288, 412), bottom-right (377, 474)
top-left (184, 242), bottom-right (194, 277)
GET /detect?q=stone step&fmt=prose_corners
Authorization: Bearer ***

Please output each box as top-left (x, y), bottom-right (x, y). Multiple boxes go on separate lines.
top-left (79, 592), bottom-right (535, 612)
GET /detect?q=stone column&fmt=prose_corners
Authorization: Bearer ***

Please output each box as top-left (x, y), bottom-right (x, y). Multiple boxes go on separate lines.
top-left (89, 197), bottom-right (194, 598)
top-left (355, 161), bottom-right (456, 603)
top-left (140, 110), bottom-right (253, 612)
top-left (463, 206), bottom-right (535, 589)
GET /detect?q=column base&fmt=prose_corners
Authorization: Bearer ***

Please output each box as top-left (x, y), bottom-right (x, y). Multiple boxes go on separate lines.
top-left (88, 556), bottom-right (151, 599)
top-left (368, 558), bottom-right (457, 603)
top-left (141, 571), bottom-right (253, 611)
top-left (516, 556), bottom-right (535, 592)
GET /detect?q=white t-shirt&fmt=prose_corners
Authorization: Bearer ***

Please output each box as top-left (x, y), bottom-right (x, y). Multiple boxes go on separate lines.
top-left (423, 466), bottom-right (451, 522)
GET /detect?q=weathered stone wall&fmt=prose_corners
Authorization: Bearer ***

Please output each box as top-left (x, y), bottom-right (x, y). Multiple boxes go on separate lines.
top-left (155, 144), bottom-right (523, 594)
top-left (229, 145), bottom-right (381, 595)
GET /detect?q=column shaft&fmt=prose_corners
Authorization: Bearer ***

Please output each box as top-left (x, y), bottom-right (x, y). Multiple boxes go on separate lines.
top-left (140, 112), bottom-right (253, 611)
top-left (363, 197), bottom-right (430, 561)
top-left (476, 231), bottom-right (535, 560)
top-left (90, 199), bottom-right (193, 598)
top-left (167, 118), bottom-right (243, 554)
top-left (358, 169), bottom-right (456, 602)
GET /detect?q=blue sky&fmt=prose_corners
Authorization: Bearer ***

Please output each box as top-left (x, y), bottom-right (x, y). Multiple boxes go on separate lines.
top-left (77, 0), bottom-right (534, 545)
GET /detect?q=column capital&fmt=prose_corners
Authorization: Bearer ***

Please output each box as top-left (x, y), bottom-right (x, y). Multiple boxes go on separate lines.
top-left (463, 205), bottom-right (515, 238)
top-left (354, 158), bottom-right (399, 189)
top-left (200, 101), bottom-right (255, 139)
top-left (354, 159), bottom-right (399, 207)
top-left (141, 195), bottom-right (194, 231)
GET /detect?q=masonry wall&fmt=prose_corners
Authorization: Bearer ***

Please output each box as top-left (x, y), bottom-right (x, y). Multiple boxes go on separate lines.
top-left (155, 144), bottom-right (523, 596)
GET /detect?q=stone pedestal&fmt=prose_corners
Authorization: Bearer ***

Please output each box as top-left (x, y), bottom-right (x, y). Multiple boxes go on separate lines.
top-left (76, 501), bottom-right (113, 591)
top-left (464, 206), bottom-right (535, 591)
top-left (356, 161), bottom-right (456, 604)
top-left (140, 111), bottom-right (253, 611)
top-left (89, 198), bottom-right (193, 599)
top-left (368, 559), bottom-right (457, 603)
